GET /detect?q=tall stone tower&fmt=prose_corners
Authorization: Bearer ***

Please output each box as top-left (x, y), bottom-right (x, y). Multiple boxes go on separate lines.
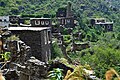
top-left (66, 1), bottom-right (73, 18)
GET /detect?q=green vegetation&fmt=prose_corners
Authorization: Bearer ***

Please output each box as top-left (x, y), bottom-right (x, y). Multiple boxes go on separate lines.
top-left (48, 68), bottom-right (63, 80)
top-left (68, 32), bottom-right (120, 79)
top-left (51, 40), bottom-right (63, 59)
top-left (0, 0), bottom-right (120, 79)
top-left (7, 35), bottom-right (20, 41)
top-left (0, 52), bottom-right (11, 61)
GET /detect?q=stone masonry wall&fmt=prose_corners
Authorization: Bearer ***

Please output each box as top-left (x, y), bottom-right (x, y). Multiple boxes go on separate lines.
top-left (10, 30), bottom-right (51, 62)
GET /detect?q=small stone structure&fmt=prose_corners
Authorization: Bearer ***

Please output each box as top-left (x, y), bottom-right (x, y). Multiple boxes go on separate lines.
top-left (90, 18), bottom-right (113, 31)
top-left (71, 42), bottom-right (90, 51)
top-left (6, 40), bottom-right (31, 63)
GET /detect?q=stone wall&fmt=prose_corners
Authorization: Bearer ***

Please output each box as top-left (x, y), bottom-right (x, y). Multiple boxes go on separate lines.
top-left (10, 29), bottom-right (51, 63)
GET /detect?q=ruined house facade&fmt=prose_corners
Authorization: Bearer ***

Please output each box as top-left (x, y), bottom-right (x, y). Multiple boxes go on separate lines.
top-left (8, 18), bottom-right (52, 63)
top-left (57, 17), bottom-right (74, 28)
top-left (30, 18), bottom-right (51, 27)
top-left (0, 15), bottom-right (24, 27)
top-left (8, 27), bottom-right (51, 63)
top-left (90, 18), bottom-right (113, 31)
top-left (56, 2), bottom-right (75, 28)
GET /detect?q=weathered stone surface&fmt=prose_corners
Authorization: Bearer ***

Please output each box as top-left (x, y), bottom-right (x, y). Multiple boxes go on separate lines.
top-left (9, 27), bottom-right (51, 63)
top-left (71, 42), bottom-right (90, 51)
top-left (9, 16), bottom-right (20, 24)
top-left (56, 8), bottom-right (67, 17)
top-left (57, 18), bottom-right (75, 28)
top-left (3, 69), bottom-right (19, 80)
top-left (30, 18), bottom-right (51, 27)
top-left (18, 57), bottom-right (48, 80)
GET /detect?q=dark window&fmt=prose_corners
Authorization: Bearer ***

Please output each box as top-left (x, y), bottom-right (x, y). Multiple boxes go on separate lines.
top-left (0, 19), bottom-right (2, 22)
top-left (4, 19), bottom-right (7, 22)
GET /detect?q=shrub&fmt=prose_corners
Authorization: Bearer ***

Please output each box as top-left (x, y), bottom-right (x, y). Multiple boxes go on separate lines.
top-left (79, 46), bottom-right (120, 79)
top-left (51, 41), bottom-right (63, 59)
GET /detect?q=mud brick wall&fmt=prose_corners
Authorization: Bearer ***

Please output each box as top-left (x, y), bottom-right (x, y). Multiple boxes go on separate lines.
top-left (10, 30), bottom-right (51, 62)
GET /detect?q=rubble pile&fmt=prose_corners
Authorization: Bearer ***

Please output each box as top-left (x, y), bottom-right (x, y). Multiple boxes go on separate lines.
top-left (0, 29), bottom-right (48, 80)
top-left (17, 57), bottom-right (47, 80)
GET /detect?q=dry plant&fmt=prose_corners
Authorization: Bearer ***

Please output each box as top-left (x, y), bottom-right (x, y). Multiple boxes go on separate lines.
top-left (64, 65), bottom-right (85, 80)
top-left (0, 71), bottom-right (5, 80)
top-left (0, 39), bottom-right (2, 51)
top-left (105, 68), bottom-right (120, 80)
top-left (7, 35), bottom-right (19, 41)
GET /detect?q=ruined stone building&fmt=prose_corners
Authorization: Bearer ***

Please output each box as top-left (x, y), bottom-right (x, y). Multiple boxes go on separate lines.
top-left (8, 27), bottom-right (51, 63)
top-left (56, 2), bottom-right (75, 28)
top-left (7, 18), bottom-right (52, 63)
top-left (0, 17), bottom-right (52, 80)
top-left (56, 8), bottom-right (67, 18)
top-left (9, 15), bottom-right (23, 27)
top-left (90, 18), bottom-right (113, 31)
top-left (30, 18), bottom-right (51, 27)
top-left (0, 15), bottom-right (25, 28)
top-left (56, 2), bottom-right (73, 18)
top-left (66, 1), bottom-right (74, 18)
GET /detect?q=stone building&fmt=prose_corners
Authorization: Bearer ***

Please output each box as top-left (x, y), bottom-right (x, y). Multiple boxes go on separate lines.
top-left (56, 1), bottom-right (73, 18)
top-left (56, 8), bottom-right (67, 18)
top-left (56, 2), bottom-right (75, 28)
top-left (0, 15), bottom-right (26, 27)
top-left (95, 22), bottom-right (113, 31)
top-left (57, 17), bottom-right (74, 28)
top-left (0, 16), bottom-right (9, 28)
top-left (71, 42), bottom-right (90, 51)
top-left (66, 1), bottom-right (74, 18)
top-left (8, 27), bottom-right (51, 63)
top-left (9, 16), bottom-right (20, 24)
top-left (30, 18), bottom-right (51, 27)
top-left (9, 15), bottom-right (21, 27)
top-left (90, 18), bottom-right (106, 25)
top-left (90, 18), bottom-right (113, 31)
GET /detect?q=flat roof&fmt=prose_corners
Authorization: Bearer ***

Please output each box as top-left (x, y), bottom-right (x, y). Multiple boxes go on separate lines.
top-left (8, 27), bottom-right (50, 31)
top-left (20, 23), bottom-right (31, 27)
top-left (30, 18), bottom-right (51, 20)
top-left (95, 22), bottom-right (113, 25)
top-left (89, 18), bottom-right (105, 20)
